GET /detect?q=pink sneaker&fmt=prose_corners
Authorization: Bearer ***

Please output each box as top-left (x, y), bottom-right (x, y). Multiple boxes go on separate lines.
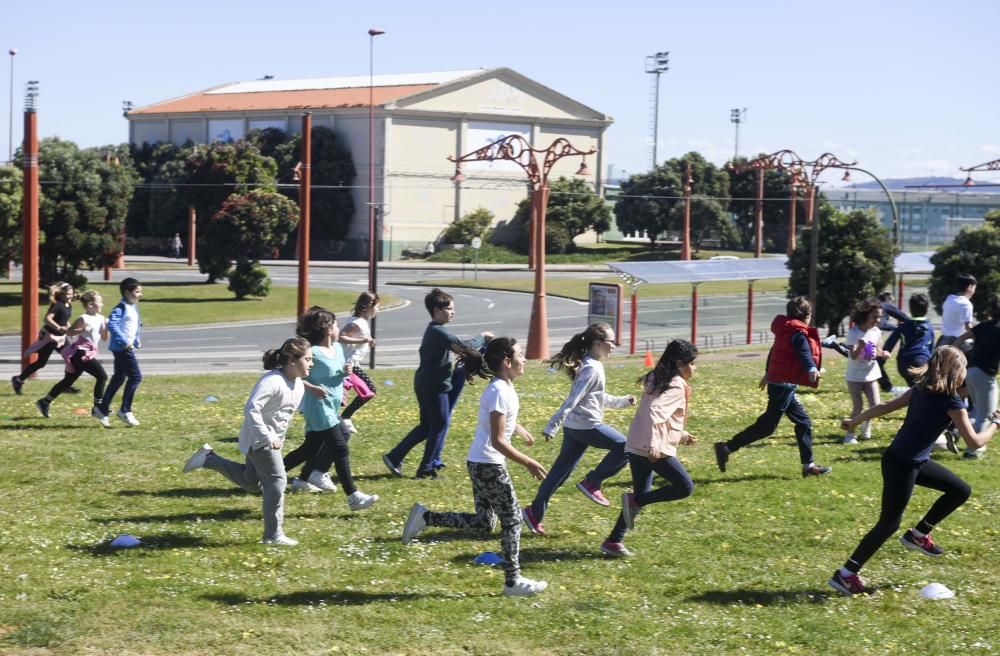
top-left (576, 479), bottom-right (610, 506)
top-left (600, 540), bottom-right (634, 557)
top-left (828, 569), bottom-right (869, 595)
top-left (521, 507), bottom-right (547, 535)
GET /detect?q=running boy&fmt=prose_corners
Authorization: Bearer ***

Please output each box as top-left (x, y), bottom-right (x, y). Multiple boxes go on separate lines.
top-left (96, 278), bottom-right (143, 427)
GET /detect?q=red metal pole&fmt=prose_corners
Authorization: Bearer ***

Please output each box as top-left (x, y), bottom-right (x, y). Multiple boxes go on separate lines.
top-left (525, 185), bottom-right (550, 359)
top-left (754, 167), bottom-right (764, 257)
top-left (21, 107), bottom-right (38, 373)
top-left (690, 284), bottom-right (698, 344)
top-left (682, 162), bottom-right (692, 260)
top-left (297, 113), bottom-right (312, 318)
top-left (629, 289), bottom-right (637, 355)
top-left (788, 184), bottom-right (797, 256)
top-left (898, 274), bottom-right (904, 303)
top-left (527, 190), bottom-right (535, 271)
top-left (187, 206), bottom-right (196, 266)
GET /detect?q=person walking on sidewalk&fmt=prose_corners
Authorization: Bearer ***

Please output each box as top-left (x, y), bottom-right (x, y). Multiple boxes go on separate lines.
top-left (713, 296), bottom-right (832, 478)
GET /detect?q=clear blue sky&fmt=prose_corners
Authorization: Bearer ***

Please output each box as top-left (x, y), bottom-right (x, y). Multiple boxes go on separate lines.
top-left (4, 0), bottom-right (998, 184)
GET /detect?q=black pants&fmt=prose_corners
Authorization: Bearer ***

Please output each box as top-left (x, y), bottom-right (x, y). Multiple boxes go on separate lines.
top-left (725, 383), bottom-right (815, 465)
top-left (340, 367), bottom-right (376, 420)
top-left (847, 448), bottom-right (971, 572)
top-left (283, 423), bottom-right (355, 495)
top-left (46, 352), bottom-right (107, 405)
top-left (20, 340), bottom-right (60, 379)
top-left (876, 357), bottom-right (893, 392)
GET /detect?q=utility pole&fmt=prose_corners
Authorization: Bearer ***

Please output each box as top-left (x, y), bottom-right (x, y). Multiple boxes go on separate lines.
top-left (730, 107), bottom-right (746, 160)
top-left (645, 51), bottom-right (669, 169)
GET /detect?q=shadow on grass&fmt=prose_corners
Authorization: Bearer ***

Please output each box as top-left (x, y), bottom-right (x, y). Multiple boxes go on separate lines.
top-left (91, 508), bottom-right (253, 523)
top-left (371, 531), bottom-right (495, 545)
top-left (118, 487), bottom-right (248, 499)
top-left (203, 589), bottom-right (451, 606)
top-left (352, 472), bottom-right (403, 482)
top-left (145, 297), bottom-right (259, 304)
top-left (67, 532), bottom-right (215, 555)
top-left (0, 422), bottom-right (91, 430)
top-left (217, 436), bottom-right (239, 443)
top-left (832, 446), bottom-right (885, 462)
top-left (686, 587), bottom-right (835, 606)
top-left (692, 473), bottom-right (790, 486)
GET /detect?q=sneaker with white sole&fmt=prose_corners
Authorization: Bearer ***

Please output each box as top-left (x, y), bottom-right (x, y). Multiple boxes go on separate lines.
top-left (842, 433), bottom-right (857, 445)
top-left (261, 534), bottom-right (298, 546)
top-left (402, 502), bottom-right (428, 544)
top-left (347, 490), bottom-right (379, 511)
top-left (341, 418), bottom-right (357, 434)
top-left (307, 470), bottom-right (337, 492)
top-left (503, 576), bottom-right (548, 597)
top-left (382, 453), bottom-right (403, 478)
top-left (944, 428), bottom-right (961, 455)
top-left (828, 569), bottom-right (869, 595)
top-left (899, 529), bottom-right (943, 557)
top-left (621, 492), bottom-right (640, 531)
top-left (290, 477), bottom-right (321, 492)
top-left (116, 410), bottom-right (140, 427)
top-left (182, 443), bottom-right (212, 473)
top-left (576, 478), bottom-right (611, 506)
top-left (521, 506), bottom-right (547, 535)
top-left (92, 406), bottom-right (111, 428)
top-left (600, 540), bottom-right (634, 557)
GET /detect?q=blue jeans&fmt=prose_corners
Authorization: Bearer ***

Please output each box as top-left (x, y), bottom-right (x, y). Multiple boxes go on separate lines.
top-left (528, 423), bottom-right (628, 521)
top-left (100, 349), bottom-right (142, 414)
top-left (387, 392), bottom-right (450, 475)
top-left (607, 453), bottom-right (694, 543)
top-left (725, 383), bottom-right (814, 465)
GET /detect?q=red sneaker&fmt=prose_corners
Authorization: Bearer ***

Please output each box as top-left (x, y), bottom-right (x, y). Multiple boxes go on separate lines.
top-left (576, 479), bottom-right (611, 506)
top-left (600, 540), bottom-right (634, 557)
top-left (521, 506), bottom-right (547, 535)
top-left (828, 569), bottom-right (869, 595)
top-left (900, 529), bottom-right (943, 557)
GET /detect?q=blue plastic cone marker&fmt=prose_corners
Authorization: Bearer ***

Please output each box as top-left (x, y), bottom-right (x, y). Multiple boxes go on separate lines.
top-left (383, 380), bottom-right (395, 387)
top-left (204, 395), bottom-right (219, 403)
top-left (473, 551), bottom-right (505, 565)
top-left (109, 534), bottom-right (141, 548)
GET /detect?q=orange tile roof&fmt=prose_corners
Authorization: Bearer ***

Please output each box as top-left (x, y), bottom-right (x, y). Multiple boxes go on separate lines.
top-left (131, 84), bottom-right (436, 115)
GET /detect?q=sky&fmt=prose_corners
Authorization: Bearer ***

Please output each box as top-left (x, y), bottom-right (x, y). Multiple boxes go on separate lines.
top-left (3, 0), bottom-right (999, 186)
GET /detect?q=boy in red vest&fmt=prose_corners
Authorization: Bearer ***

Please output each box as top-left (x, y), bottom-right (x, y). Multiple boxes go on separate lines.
top-left (714, 296), bottom-right (832, 477)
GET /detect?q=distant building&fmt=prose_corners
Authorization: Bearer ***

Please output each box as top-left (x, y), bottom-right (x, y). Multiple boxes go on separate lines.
top-left (126, 68), bottom-right (612, 259)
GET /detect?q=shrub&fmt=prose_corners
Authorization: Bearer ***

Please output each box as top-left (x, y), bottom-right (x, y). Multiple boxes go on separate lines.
top-left (227, 260), bottom-right (271, 299)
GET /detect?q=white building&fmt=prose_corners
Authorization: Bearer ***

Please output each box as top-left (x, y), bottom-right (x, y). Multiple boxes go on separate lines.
top-left (126, 68), bottom-right (613, 258)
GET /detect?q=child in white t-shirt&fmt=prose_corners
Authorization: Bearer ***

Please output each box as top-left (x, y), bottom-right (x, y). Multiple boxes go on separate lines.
top-left (844, 298), bottom-right (890, 443)
top-left (400, 337), bottom-right (550, 597)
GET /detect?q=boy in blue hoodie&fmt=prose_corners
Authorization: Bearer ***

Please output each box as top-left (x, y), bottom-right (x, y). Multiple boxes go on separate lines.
top-left (96, 278), bottom-right (143, 427)
top-left (883, 293), bottom-right (935, 386)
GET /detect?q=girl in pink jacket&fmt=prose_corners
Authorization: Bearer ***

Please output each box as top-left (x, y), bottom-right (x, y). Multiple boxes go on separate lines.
top-left (601, 340), bottom-right (698, 557)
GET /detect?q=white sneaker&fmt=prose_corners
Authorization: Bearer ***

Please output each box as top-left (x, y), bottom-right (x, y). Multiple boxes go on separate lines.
top-left (842, 433), bottom-right (858, 445)
top-left (183, 444), bottom-right (212, 473)
top-left (92, 406), bottom-right (111, 428)
top-left (116, 410), bottom-right (140, 427)
top-left (341, 418), bottom-right (357, 434)
top-left (348, 490), bottom-right (379, 511)
top-left (503, 576), bottom-right (548, 597)
top-left (261, 534), bottom-right (298, 546)
top-left (402, 502), bottom-right (428, 544)
top-left (307, 470), bottom-right (337, 492)
top-left (290, 477), bottom-right (321, 493)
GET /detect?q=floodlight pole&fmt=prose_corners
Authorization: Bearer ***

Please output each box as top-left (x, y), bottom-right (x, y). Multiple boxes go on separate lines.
top-left (21, 82), bottom-right (38, 373)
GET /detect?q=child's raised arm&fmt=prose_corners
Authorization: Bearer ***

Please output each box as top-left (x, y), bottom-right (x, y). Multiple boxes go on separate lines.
top-left (841, 388), bottom-right (911, 431)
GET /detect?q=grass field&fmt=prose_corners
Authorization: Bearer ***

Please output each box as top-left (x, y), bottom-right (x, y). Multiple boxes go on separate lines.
top-left (0, 282), bottom-right (399, 334)
top-left (1, 352), bottom-right (997, 654)
top-left (424, 242), bottom-right (758, 265)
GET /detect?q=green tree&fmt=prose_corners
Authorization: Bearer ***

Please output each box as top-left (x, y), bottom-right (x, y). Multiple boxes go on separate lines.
top-left (928, 215), bottom-right (1000, 320)
top-left (509, 176), bottom-right (611, 254)
top-left (667, 195), bottom-right (741, 251)
top-left (614, 152), bottom-right (729, 246)
top-left (787, 207), bottom-right (896, 333)
top-left (0, 165), bottom-right (22, 275)
top-left (443, 207), bottom-right (494, 244)
top-left (36, 138), bottom-right (136, 286)
top-left (127, 141), bottom-right (192, 240)
top-left (200, 190), bottom-right (299, 295)
top-left (727, 157), bottom-right (813, 253)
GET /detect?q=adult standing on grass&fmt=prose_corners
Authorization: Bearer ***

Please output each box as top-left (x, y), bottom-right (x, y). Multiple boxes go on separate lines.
top-left (937, 273), bottom-right (976, 350)
top-left (382, 288), bottom-right (491, 479)
top-left (956, 294), bottom-right (1000, 460)
top-left (401, 337), bottom-right (549, 596)
top-left (284, 307), bottom-right (378, 511)
top-left (338, 291), bottom-right (379, 435)
top-left (829, 346), bottom-right (998, 595)
top-left (601, 340), bottom-right (698, 558)
top-left (11, 282), bottom-right (74, 396)
top-left (713, 297), bottom-right (832, 478)
top-left (521, 323), bottom-right (636, 536)
top-left (842, 298), bottom-right (890, 444)
top-left (182, 337), bottom-right (312, 546)
top-left (95, 278), bottom-right (144, 427)
top-left (34, 291), bottom-right (109, 425)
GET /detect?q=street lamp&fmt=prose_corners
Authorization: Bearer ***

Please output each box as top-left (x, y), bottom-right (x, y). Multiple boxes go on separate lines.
top-left (960, 158), bottom-right (1000, 188)
top-left (7, 48), bottom-right (15, 164)
top-left (21, 80), bottom-right (39, 373)
top-left (730, 107), bottom-right (746, 160)
top-left (449, 135), bottom-right (596, 359)
top-left (645, 51), bottom-right (669, 169)
top-left (367, 27), bottom-right (385, 368)
top-left (682, 162), bottom-right (692, 260)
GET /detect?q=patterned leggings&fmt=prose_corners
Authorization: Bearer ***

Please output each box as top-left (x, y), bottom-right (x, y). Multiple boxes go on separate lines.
top-left (426, 461), bottom-right (522, 585)
top-left (341, 366), bottom-right (375, 420)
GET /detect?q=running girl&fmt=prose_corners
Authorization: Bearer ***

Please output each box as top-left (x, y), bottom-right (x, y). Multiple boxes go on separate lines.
top-left (843, 298), bottom-right (890, 444)
top-left (338, 291), bottom-right (379, 434)
top-left (12, 282), bottom-right (74, 394)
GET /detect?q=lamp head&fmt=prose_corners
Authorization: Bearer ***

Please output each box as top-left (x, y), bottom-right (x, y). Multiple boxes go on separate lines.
top-left (963, 175), bottom-right (975, 187)
top-left (841, 170), bottom-right (852, 182)
top-left (451, 167), bottom-right (465, 183)
top-left (575, 158), bottom-right (591, 177)
top-left (368, 28), bottom-right (385, 36)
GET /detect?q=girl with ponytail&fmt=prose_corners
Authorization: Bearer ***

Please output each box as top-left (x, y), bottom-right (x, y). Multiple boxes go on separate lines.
top-left (182, 337), bottom-right (313, 546)
top-left (521, 323), bottom-right (636, 536)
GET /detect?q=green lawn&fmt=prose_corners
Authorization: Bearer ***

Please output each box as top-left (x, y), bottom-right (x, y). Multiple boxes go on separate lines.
top-left (1, 354), bottom-right (996, 654)
top-left (424, 242), bottom-right (765, 265)
top-left (403, 276), bottom-right (789, 301)
top-left (0, 282), bottom-right (399, 333)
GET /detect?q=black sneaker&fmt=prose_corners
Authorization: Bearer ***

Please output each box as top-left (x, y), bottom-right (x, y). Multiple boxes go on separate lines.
top-left (962, 450), bottom-right (980, 460)
top-left (35, 398), bottom-right (50, 419)
top-left (900, 529), bottom-right (943, 557)
top-left (65, 386), bottom-right (81, 394)
top-left (944, 429), bottom-right (960, 455)
top-left (11, 375), bottom-right (23, 395)
top-left (414, 469), bottom-right (438, 480)
top-left (802, 464), bottom-right (832, 477)
top-left (713, 442), bottom-right (730, 473)
top-left (381, 454), bottom-right (402, 478)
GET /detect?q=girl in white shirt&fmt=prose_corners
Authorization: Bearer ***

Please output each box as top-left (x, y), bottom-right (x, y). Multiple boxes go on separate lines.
top-left (182, 337), bottom-right (313, 546)
top-left (401, 337), bottom-right (549, 596)
top-left (844, 298), bottom-right (890, 444)
top-left (338, 291), bottom-right (379, 434)
top-left (521, 323), bottom-right (636, 536)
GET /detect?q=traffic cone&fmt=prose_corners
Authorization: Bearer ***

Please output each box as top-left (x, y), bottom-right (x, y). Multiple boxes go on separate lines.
top-left (643, 350), bottom-right (654, 367)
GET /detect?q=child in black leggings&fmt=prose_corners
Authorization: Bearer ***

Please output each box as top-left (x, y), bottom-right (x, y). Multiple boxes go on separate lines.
top-left (829, 346), bottom-right (999, 595)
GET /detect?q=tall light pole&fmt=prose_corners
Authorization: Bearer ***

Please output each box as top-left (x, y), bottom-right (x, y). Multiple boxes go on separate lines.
top-left (21, 80), bottom-right (39, 373)
top-left (682, 161), bottom-right (692, 260)
top-left (645, 51), bottom-right (669, 169)
top-left (450, 135), bottom-right (595, 359)
top-left (7, 48), bottom-right (15, 164)
top-left (367, 27), bottom-right (385, 368)
top-left (730, 107), bottom-right (746, 160)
